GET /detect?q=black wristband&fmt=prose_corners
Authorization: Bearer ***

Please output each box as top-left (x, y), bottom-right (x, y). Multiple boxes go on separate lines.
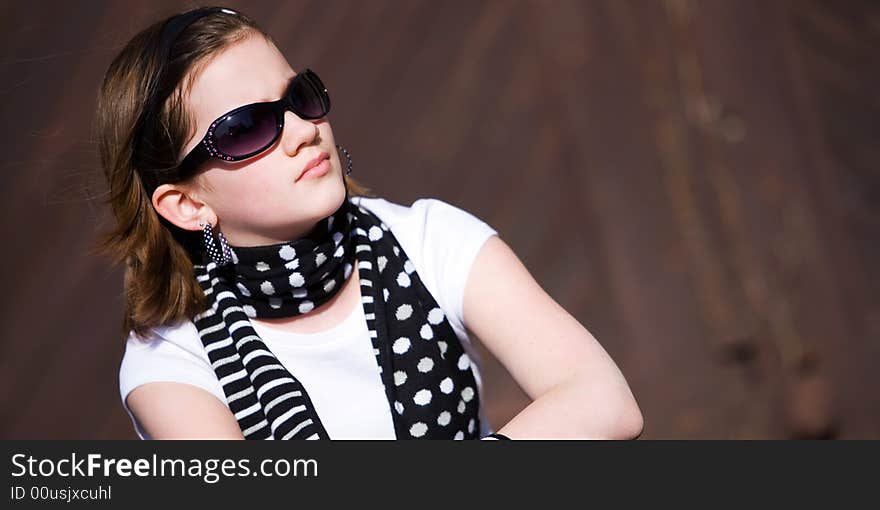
top-left (481, 432), bottom-right (511, 440)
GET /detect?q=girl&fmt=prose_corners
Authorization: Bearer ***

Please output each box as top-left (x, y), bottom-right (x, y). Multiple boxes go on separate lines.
top-left (97, 6), bottom-right (643, 440)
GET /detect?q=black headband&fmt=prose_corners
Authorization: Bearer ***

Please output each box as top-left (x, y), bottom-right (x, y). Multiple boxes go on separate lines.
top-left (132, 6), bottom-right (239, 194)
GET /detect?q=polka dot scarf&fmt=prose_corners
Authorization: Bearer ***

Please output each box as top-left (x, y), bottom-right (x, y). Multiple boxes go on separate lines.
top-left (191, 188), bottom-right (483, 439)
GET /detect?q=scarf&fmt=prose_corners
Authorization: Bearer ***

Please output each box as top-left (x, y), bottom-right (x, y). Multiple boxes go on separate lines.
top-left (191, 186), bottom-right (482, 439)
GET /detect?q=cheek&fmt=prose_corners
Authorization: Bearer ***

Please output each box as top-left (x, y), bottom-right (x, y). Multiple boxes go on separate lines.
top-left (209, 167), bottom-right (292, 213)
top-left (211, 168), bottom-right (279, 210)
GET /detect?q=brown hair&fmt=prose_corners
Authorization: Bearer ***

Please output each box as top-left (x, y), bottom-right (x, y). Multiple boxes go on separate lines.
top-left (92, 8), bottom-right (374, 341)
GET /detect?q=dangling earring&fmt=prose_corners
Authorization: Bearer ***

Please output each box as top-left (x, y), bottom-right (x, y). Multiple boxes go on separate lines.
top-left (336, 144), bottom-right (353, 175)
top-left (198, 220), bottom-right (233, 266)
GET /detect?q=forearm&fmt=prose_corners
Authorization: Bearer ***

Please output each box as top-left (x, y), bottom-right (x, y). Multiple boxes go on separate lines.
top-left (492, 375), bottom-right (644, 440)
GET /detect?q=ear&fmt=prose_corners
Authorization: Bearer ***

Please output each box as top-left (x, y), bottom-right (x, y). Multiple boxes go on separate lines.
top-left (152, 183), bottom-right (214, 232)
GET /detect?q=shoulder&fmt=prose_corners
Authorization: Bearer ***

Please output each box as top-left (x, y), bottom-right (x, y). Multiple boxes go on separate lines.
top-left (120, 321), bottom-right (210, 376)
top-left (353, 195), bottom-right (498, 332)
top-left (118, 320), bottom-right (223, 404)
top-left (118, 321), bottom-right (229, 439)
top-left (353, 195), bottom-right (497, 242)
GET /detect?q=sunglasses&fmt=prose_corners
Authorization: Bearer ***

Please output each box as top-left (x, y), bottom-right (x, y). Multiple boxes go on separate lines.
top-left (177, 68), bottom-right (331, 175)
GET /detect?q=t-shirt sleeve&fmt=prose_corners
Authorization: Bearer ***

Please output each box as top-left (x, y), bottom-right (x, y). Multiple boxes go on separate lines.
top-left (118, 328), bottom-right (227, 439)
top-left (412, 198), bottom-right (499, 334)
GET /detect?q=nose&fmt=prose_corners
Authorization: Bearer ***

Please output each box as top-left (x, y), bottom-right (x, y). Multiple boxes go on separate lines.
top-left (279, 109), bottom-right (320, 156)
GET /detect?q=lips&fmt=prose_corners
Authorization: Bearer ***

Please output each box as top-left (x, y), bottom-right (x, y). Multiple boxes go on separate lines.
top-left (296, 151), bottom-right (330, 181)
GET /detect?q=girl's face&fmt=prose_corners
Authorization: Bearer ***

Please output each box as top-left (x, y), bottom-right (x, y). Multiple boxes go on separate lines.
top-left (159, 33), bottom-right (345, 247)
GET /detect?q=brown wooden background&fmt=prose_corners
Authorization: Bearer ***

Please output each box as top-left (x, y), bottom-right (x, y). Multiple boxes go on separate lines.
top-left (0, 0), bottom-right (876, 439)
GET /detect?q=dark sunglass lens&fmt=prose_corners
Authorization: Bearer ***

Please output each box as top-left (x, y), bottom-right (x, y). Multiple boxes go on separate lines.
top-left (288, 71), bottom-right (330, 119)
top-left (213, 103), bottom-right (279, 157)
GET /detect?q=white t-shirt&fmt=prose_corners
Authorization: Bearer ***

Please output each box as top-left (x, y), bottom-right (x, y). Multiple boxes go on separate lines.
top-left (118, 196), bottom-right (499, 439)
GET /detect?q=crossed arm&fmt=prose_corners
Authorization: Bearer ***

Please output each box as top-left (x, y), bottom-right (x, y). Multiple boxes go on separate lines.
top-left (128, 234), bottom-right (643, 440)
top-left (462, 235), bottom-right (644, 439)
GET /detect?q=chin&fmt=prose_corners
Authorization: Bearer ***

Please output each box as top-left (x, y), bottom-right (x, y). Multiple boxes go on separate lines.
top-left (311, 177), bottom-right (348, 214)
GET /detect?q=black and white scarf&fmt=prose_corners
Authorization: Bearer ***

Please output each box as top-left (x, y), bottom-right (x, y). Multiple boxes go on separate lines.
top-left (191, 188), bottom-right (482, 439)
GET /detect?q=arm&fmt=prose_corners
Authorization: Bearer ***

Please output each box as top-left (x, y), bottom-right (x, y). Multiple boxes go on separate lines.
top-left (463, 235), bottom-right (644, 439)
top-left (126, 382), bottom-right (245, 439)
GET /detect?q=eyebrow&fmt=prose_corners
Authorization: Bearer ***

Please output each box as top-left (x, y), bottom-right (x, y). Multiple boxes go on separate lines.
top-left (214, 74), bottom-right (297, 119)
top-left (276, 73), bottom-right (296, 100)
top-left (254, 74), bottom-right (296, 103)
